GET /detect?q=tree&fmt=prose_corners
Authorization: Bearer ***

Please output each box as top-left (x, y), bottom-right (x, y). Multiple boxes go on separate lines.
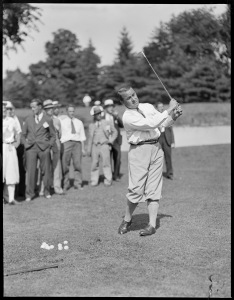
top-left (116, 27), bottom-right (134, 66)
top-left (29, 29), bottom-right (82, 104)
top-left (3, 3), bottom-right (42, 54)
top-left (75, 39), bottom-right (101, 103)
top-left (3, 69), bottom-right (33, 107)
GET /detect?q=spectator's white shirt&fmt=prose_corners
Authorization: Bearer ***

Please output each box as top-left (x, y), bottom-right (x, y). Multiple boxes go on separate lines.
top-left (3, 117), bottom-right (19, 143)
top-left (60, 117), bottom-right (86, 143)
top-left (122, 103), bottom-right (174, 144)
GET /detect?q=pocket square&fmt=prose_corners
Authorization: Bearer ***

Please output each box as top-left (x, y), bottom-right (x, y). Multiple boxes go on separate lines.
top-left (43, 122), bottom-right (49, 128)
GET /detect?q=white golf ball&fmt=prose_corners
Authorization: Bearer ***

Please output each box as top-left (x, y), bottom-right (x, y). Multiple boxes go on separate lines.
top-left (58, 244), bottom-right (63, 250)
top-left (50, 245), bottom-right (54, 249)
top-left (63, 241), bottom-right (68, 244)
top-left (64, 245), bottom-right (69, 250)
top-left (45, 245), bottom-right (50, 250)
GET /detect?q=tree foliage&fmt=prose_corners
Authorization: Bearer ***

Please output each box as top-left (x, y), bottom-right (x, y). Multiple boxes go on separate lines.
top-left (3, 5), bottom-right (231, 107)
top-left (3, 3), bottom-right (42, 54)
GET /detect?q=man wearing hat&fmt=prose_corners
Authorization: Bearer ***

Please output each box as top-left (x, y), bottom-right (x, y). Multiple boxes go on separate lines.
top-left (21, 98), bottom-right (56, 201)
top-left (87, 105), bottom-right (118, 186)
top-left (103, 99), bottom-right (124, 181)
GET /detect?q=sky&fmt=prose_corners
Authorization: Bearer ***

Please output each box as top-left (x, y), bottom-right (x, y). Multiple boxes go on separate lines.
top-left (3, 3), bottom-right (227, 78)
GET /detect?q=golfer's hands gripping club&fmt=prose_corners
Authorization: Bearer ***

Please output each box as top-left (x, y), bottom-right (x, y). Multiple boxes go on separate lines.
top-left (167, 98), bottom-right (178, 114)
top-left (172, 104), bottom-right (183, 120)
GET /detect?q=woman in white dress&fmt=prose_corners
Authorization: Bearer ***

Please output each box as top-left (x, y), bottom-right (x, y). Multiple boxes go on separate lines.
top-left (3, 102), bottom-right (21, 205)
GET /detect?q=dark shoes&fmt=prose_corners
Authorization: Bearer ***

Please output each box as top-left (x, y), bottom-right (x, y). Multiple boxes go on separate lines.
top-left (74, 185), bottom-right (83, 190)
top-left (63, 185), bottom-right (71, 191)
top-left (167, 175), bottom-right (173, 180)
top-left (139, 224), bottom-right (156, 236)
top-left (118, 219), bottom-right (132, 234)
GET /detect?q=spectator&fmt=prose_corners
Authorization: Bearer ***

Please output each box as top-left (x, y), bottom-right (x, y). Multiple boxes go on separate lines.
top-left (52, 100), bottom-right (64, 195)
top-left (156, 102), bottom-right (175, 180)
top-left (21, 99), bottom-right (56, 201)
top-left (87, 106), bottom-right (118, 186)
top-left (3, 102), bottom-right (21, 205)
top-left (103, 99), bottom-right (123, 181)
top-left (60, 104), bottom-right (86, 191)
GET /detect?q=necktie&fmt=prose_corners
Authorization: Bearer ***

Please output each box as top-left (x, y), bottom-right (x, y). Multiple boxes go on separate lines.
top-left (35, 116), bottom-right (39, 124)
top-left (71, 119), bottom-right (76, 133)
top-left (137, 108), bottom-right (146, 118)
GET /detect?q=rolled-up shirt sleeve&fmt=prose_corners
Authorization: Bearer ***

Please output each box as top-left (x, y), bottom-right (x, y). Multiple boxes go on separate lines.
top-left (161, 114), bottom-right (174, 128)
top-left (124, 109), bottom-right (169, 131)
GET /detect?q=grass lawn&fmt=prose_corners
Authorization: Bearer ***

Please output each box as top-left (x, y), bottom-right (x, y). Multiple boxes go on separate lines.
top-left (15, 102), bottom-right (231, 128)
top-left (3, 144), bottom-right (231, 297)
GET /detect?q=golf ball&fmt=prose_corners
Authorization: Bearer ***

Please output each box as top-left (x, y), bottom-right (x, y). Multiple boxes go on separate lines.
top-left (64, 245), bottom-right (69, 250)
top-left (50, 245), bottom-right (54, 249)
top-left (58, 243), bottom-right (63, 250)
top-left (63, 241), bottom-right (68, 244)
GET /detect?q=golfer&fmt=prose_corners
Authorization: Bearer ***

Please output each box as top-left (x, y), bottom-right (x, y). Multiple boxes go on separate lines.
top-left (117, 87), bottom-right (182, 236)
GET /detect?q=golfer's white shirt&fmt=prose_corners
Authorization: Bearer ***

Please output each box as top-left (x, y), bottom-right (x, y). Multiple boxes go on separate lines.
top-left (123, 103), bottom-right (174, 144)
top-left (60, 117), bottom-right (86, 143)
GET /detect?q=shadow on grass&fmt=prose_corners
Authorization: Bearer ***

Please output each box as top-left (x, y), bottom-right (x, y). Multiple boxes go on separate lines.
top-left (130, 213), bottom-right (173, 231)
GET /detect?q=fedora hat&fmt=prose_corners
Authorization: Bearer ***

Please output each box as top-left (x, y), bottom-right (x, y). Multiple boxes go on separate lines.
top-left (90, 105), bottom-right (104, 116)
top-left (52, 100), bottom-right (62, 107)
top-left (43, 99), bottom-right (54, 109)
top-left (104, 99), bottom-right (114, 107)
top-left (94, 100), bottom-right (101, 106)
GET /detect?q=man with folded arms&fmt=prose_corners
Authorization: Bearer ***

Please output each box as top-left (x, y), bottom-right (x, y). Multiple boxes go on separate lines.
top-left (117, 87), bottom-right (182, 236)
top-left (21, 99), bottom-right (56, 201)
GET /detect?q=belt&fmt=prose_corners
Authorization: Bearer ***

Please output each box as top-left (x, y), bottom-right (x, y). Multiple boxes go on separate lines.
top-left (130, 138), bottom-right (159, 146)
top-left (3, 141), bottom-right (14, 144)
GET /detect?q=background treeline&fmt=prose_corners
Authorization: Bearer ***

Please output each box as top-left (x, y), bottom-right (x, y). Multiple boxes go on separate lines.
top-left (3, 5), bottom-right (231, 108)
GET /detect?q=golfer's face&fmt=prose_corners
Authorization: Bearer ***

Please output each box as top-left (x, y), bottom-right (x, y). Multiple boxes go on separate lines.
top-left (123, 88), bottom-right (139, 109)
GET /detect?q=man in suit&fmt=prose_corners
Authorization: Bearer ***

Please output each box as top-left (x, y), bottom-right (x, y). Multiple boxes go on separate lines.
top-left (156, 102), bottom-right (175, 180)
top-left (87, 105), bottom-right (118, 187)
top-left (21, 98), bottom-right (56, 201)
top-left (103, 99), bottom-right (123, 181)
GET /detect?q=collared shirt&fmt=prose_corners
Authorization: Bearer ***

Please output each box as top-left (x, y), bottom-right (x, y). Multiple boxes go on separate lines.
top-left (105, 112), bottom-right (114, 124)
top-left (60, 117), bottom-right (86, 143)
top-left (35, 112), bottom-right (43, 123)
top-left (122, 103), bottom-right (174, 144)
top-left (3, 117), bottom-right (19, 143)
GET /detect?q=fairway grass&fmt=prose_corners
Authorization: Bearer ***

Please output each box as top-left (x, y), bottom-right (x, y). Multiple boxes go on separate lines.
top-left (3, 144), bottom-right (231, 297)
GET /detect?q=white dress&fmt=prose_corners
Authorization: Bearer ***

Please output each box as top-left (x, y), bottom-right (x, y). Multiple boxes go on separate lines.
top-left (3, 117), bottom-right (20, 184)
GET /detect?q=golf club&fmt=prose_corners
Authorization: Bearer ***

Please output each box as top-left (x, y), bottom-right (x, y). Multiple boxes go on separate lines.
top-left (139, 51), bottom-right (172, 101)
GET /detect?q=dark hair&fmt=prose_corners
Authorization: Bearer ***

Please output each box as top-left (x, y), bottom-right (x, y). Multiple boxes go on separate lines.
top-left (31, 98), bottom-right (42, 106)
top-left (66, 104), bottom-right (75, 111)
top-left (117, 87), bottom-right (131, 101)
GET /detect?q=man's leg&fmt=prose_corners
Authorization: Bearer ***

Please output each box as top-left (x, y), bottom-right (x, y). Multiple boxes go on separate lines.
top-left (25, 145), bottom-right (38, 199)
top-left (101, 144), bottom-right (112, 186)
top-left (72, 142), bottom-right (83, 188)
top-left (164, 142), bottom-right (173, 178)
top-left (39, 146), bottom-right (52, 197)
top-left (112, 145), bottom-right (121, 180)
top-left (53, 141), bottom-right (63, 193)
top-left (124, 199), bottom-right (138, 222)
top-left (90, 144), bottom-right (100, 186)
top-left (147, 200), bottom-right (159, 228)
top-left (62, 142), bottom-right (72, 190)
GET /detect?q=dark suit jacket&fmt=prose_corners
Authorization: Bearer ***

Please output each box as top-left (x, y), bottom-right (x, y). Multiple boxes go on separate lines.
top-left (21, 113), bottom-right (56, 151)
top-left (87, 119), bottom-right (118, 153)
top-left (163, 126), bottom-right (175, 146)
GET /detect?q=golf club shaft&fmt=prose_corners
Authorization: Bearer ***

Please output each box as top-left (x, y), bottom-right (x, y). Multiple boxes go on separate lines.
top-left (141, 52), bottom-right (172, 100)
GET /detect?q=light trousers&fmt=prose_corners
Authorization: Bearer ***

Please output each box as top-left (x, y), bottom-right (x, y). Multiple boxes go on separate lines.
top-left (127, 142), bottom-right (164, 203)
top-left (90, 143), bottom-right (112, 185)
